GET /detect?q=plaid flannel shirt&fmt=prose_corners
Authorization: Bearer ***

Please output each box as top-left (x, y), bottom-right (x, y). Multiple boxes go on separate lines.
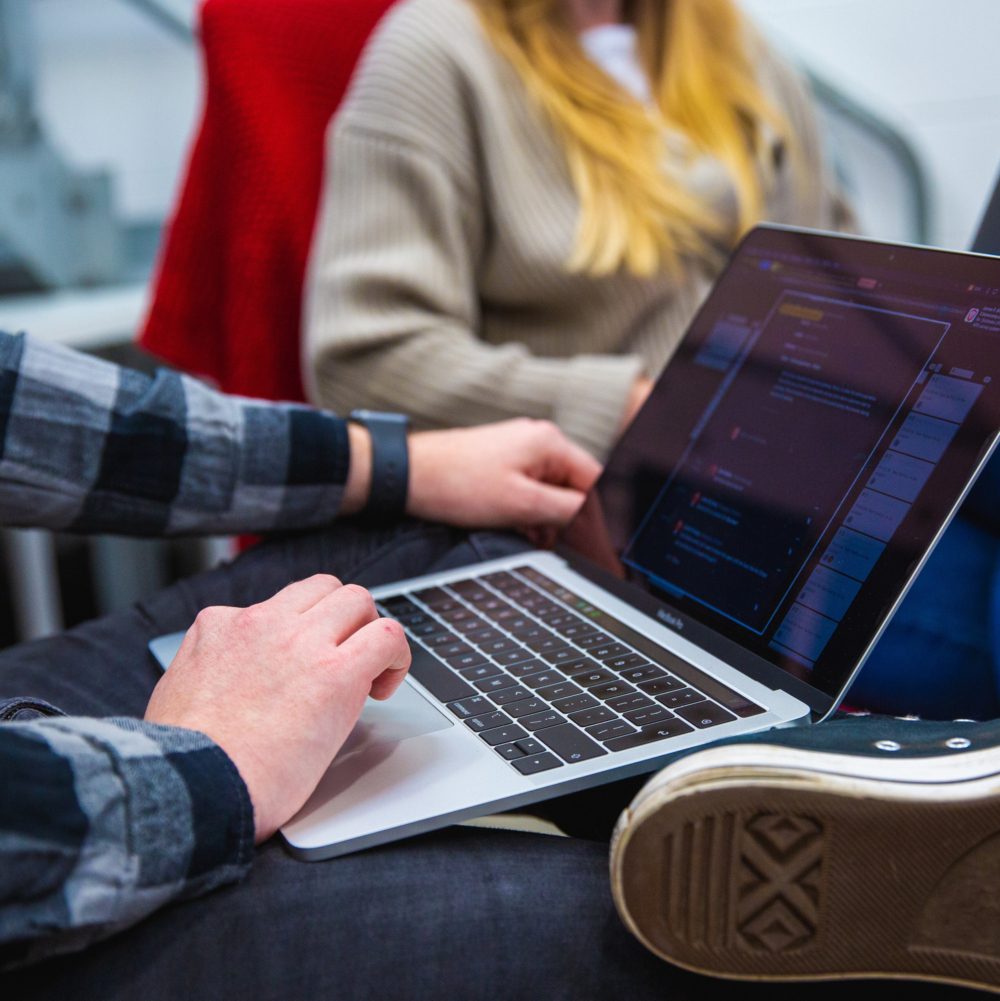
top-left (0, 331), bottom-right (352, 968)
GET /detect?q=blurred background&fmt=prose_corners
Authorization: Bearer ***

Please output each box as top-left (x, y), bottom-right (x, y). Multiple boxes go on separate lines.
top-left (1, 0), bottom-right (999, 647)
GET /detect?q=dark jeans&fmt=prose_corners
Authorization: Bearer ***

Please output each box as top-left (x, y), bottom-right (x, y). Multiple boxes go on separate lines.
top-left (0, 521), bottom-right (979, 999)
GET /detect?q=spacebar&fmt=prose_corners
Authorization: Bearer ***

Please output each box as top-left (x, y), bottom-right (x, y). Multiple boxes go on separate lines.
top-left (408, 644), bottom-right (477, 703)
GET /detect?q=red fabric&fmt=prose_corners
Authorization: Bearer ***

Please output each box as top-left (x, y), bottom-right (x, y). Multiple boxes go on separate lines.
top-left (139, 0), bottom-right (397, 402)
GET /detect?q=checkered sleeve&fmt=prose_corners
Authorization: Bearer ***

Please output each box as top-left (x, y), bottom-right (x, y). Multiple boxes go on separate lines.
top-left (0, 713), bottom-right (254, 970)
top-left (0, 331), bottom-right (350, 536)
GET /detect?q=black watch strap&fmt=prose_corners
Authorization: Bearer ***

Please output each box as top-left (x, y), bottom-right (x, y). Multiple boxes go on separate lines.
top-left (349, 410), bottom-right (410, 520)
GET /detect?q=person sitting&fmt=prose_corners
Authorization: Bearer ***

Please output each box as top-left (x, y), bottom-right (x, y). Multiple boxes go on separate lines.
top-left (305, 0), bottom-right (852, 460)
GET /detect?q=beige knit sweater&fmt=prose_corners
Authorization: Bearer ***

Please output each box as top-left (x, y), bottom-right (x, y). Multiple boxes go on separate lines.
top-left (304, 0), bottom-right (848, 458)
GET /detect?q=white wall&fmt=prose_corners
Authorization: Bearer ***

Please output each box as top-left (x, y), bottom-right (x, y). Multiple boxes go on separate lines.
top-left (24, 0), bottom-right (1000, 248)
top-left (29, 0), bottom-right (200, 223)
top-left (742, 0), bottom-right (1000, 249)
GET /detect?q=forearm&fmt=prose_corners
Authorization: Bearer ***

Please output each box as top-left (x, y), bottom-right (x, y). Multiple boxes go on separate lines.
top-left (0, 712), bottom-right (253, 970)
top-left (0, 332), bottom-right (351, 536)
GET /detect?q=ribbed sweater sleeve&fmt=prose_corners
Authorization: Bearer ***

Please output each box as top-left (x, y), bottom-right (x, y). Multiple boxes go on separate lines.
top-left (305, 124), bottom-right (641, 455)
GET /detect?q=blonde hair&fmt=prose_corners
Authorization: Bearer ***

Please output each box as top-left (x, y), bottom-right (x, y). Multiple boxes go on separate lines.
top-left (473, 0), bottom-right (793, 276)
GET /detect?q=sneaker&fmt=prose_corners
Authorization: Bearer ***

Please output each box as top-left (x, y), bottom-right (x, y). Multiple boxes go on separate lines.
top-left (610, 714), bottom-right (1000, 992)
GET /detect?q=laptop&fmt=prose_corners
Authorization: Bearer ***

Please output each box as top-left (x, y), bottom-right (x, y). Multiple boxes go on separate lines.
top-left (152, 224), bottom-right (1000, 860)
top-left (972, 169), bottom-right (1000, 255)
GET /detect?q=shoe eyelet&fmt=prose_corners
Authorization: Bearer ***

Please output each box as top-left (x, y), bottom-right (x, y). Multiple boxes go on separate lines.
top-left (874, 740), bottom-right (901, 751)
top-left (945, 737), bottom-right (972, 749)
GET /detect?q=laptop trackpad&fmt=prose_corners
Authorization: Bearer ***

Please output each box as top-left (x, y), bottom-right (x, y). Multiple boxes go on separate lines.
top-left (340, 681), bottom-right (452, 753)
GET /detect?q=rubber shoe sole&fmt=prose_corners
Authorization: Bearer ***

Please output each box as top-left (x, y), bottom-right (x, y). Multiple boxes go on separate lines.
top-left (610, 742), bottom-right (1000, 993)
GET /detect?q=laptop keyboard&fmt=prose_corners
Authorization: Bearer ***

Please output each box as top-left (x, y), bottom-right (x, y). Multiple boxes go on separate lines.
top-left (377, 567), bottom-right (764, 776)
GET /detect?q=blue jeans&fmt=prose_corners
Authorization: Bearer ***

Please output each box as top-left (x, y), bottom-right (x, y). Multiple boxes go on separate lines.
top-left (0, 521), bottom-right (983, 999)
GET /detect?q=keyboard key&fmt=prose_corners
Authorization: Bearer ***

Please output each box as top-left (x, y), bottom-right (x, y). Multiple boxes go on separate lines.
top-left (514, 737), bottom-right (545, 755)
top-left (511, 623), bottom-right (553, 643)
top-left (541, 612), bottom-right (577, 630)
top-left (590, 680), bottom-right (638, 701)
top-left (479, 724), bottom-right (529, 746)
top-left (619, 664), bottom-right (668, 684)
top-left (465, 712), bottom-right (510, 732)
top-left (605, 692), bottom-right (655, 714)
top-left (535, 680), bottom-right (583, 702)
top-left (412, 587), bottom-right (451, 606)
top-left (458, 663), bottom-right (504, 682)
top-left (604, 718), bottom-right (694, 751)
top-left (447, 695), bottom-right (492, 719)
top-left (467, 627), bottom-right (504, 646)
top-left (475, 675), bottom-right (519, 694)
top-left (568, 706), bottom-right (616, 728)
top-left (587, 642), bottom-right (629, 661)
top-left (603, 653), bottom-right (650, 672)
top-left (537, 724), bottom-right (607, 763)
top-left (527, 636), bottom-right (568, 655)
top-left (489, 608), bottom-right (521, 625)
top-left (446, 652), bottom-right (488, 671)
top-left (558, 658), bottom-right (595, 677)
top-left (490, 686), bottom-right (533, 706)
top-left (480, 600), bottom-right (517, 622)
top-left (624, 706), bottom-right (674, 728)
top-left (551, 693), bottom-right (599, 714)
top-left (505, 697), bottom-right (549, 718)
top-left (476, 597), bottom-right (510, 616)
top-left (493, 742), bottom-right (527, 760)
top-left (587, 719), bottom-right (637, 742)
top-left (505, 616), bottom-right (538, 634)
top-left (657, 688), bottom-right (707, 709)
top-left (480, 637), bottom-right (518, 655)
top-left (409, 621), bottom-right (443, 638)
top-left (493, 648), bottom-right (534, 667)
top-left (637, 676), bottom-right (685, 697)
top-left (518, 711), bottom-right (565, 732)
top-left (521, 670), bottom-right (565, 689)
top-left (410, 648), bottom-right (477, 702)
top-left (512, 752), bottom-right (562, 775)
top-left (448, 581), bottom-right (492, 602)
top-left (675, 702), bottom-right (737, 728)
top-left (576, 632), bottom-right (613, 649)
top-left (422, 631), bottom-right (461, 648)
top-left (507, 658), bottom-right (547, 678)
top-left (441, 607), bottom-right (477, 625)
top-left (379, 596), bottom-right (420, 616)
top-left (572, 668), bottom-right (618, 689)
top-left (437, 641), bottom-right (474, 659)
top-left (545, 648), bottom-right (590, 666)
top-left (453, 617), bottom-right (489, 636)
top-left (558, 624), bottom-right (601, 643)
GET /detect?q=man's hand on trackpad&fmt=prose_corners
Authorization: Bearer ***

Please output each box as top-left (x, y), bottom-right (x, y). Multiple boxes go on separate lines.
top-left (144, 575), bottom-right (411, 843)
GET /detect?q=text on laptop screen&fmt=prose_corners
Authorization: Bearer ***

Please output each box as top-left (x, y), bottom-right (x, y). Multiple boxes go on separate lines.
top-left (562, 227), bottom-right (1000, 702)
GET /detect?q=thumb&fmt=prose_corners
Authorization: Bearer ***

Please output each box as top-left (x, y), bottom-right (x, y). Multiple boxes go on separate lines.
top-left (518, 477), bottom-right (588, 527)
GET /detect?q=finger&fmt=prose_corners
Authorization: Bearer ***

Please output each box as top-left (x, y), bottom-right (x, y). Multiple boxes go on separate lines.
top-left (336, 617), bottom-right (412, 700)
top-left (518, 478), bottom-right (589, 527)
top-left (259, 574), bottom-right (343, 615)
top-left (307, 582), bottom-right (381, 643)
top-left (540, 435), bottom-right (603, 493)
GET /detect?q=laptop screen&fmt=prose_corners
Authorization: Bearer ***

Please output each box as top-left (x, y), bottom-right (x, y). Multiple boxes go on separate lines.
top-left (561, 226), bottom-right (1000, 710)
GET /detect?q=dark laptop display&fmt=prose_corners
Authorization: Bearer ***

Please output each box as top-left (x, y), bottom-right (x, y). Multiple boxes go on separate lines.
top-left (562, 226), bottom-right (1000, 712)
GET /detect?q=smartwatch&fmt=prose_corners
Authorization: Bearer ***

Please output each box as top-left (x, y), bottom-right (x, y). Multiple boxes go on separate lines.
top-left (349, 409), bottom-right (411, 521)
